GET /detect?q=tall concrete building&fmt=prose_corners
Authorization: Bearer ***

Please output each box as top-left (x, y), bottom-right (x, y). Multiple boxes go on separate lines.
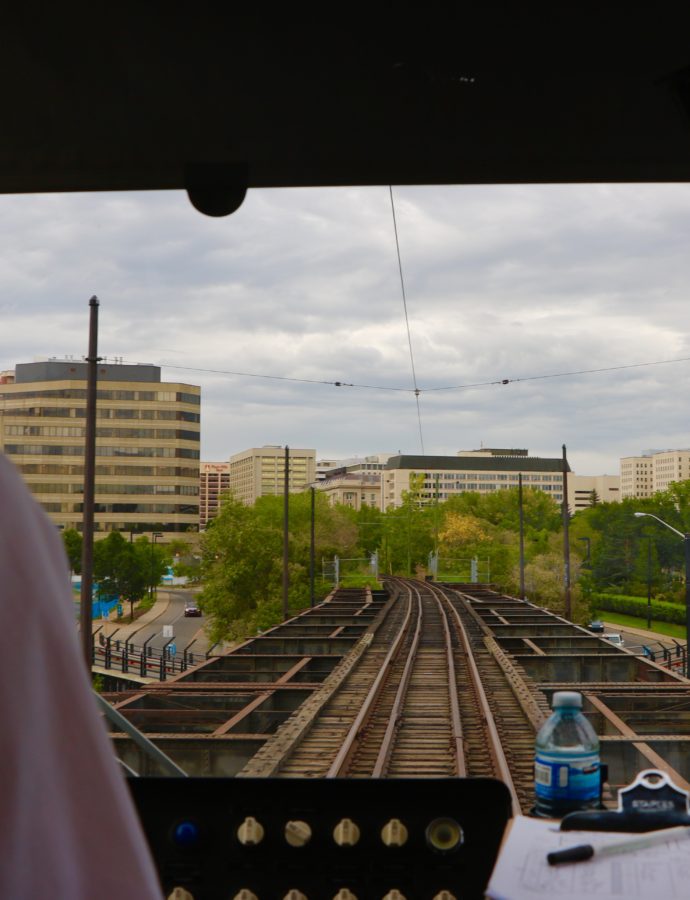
top-left (0, 360), bottom-right (200, 535)
top-left (381, 449), bottom-right (567, 510)
top-left (620, 455), bottom-right (654, 499)
top-left (651, 449), bottom-right (690, 493)
top-left (229, 445), bottom-right (316, 505)
top-left (620, 449), bottom-right (690, 498)
top-left (199, 461), bottom-right (230, 528)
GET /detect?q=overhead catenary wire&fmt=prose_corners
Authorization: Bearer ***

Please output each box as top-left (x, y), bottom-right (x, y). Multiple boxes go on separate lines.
top-left (389, 185), bottom-right (425, 454)
top-left (113, 351), bottom-right (690, 397)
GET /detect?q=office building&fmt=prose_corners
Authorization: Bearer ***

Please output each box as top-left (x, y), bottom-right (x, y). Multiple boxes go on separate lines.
top-left (0, 360), bottom-right (200, 535)
top-left (651, 449), bottom-right (690, 493)
top-left (229, 445), bottom-right (316, 505)
top-left (620, 450), bottom-right (690, 499)
top-left (199, 461), bottom-right (230, 528)
top-left (381, 449), bottom-right (567, 510)
top-left (620, 455), bottom-right (654, 499)
top-left (315, 454), bottom-right (392, 509)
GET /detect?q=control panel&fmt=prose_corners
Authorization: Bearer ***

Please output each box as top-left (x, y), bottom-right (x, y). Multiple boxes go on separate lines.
top-left (128, 776), bottom-right (511, 899)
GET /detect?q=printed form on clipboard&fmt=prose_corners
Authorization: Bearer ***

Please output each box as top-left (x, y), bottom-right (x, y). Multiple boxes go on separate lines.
top-left (486, 815), bottom-right (690, 900)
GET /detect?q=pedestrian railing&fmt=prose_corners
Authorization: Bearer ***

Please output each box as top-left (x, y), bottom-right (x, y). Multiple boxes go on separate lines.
top-left (628, 639), bottom-right (687, 672)
top-left (92, 631), bottom-right (199, 680)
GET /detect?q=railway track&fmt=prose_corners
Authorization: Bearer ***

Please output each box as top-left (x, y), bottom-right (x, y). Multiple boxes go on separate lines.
top-left (243, 578), bottom-right (548, 812)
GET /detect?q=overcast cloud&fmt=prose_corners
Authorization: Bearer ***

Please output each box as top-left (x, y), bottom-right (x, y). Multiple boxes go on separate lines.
top-left (1, 183), bottom-right (690, 476)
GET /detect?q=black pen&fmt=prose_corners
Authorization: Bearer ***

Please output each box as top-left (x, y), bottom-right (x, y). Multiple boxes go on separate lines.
top-left (547, 825), bottom-right (690, 866)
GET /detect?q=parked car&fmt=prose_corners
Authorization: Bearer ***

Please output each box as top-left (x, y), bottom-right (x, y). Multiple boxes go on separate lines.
top-left (587, 619), bottom-right (605, 633)
top-left (184, 601), bottom-right (202, 617)
top-left (604, 632), bottom-right (624, 647)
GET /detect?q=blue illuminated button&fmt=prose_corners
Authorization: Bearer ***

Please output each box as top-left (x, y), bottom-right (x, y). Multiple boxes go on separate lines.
top-left (172, 820), bottom-right (201, 847)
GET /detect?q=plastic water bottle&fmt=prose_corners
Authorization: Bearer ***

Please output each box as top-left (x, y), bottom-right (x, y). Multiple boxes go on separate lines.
top-left (534, 690), bottom-right (600, 817)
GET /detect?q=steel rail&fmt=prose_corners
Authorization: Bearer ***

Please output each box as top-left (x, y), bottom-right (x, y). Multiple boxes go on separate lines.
top-left (371, 581), bottom-right (426, 776)
top-left (327, 579), bottom-right (418, 777)
top-left (431, 588), bottom-right (467, 777)
top-left (371, 583), bottom-right (467, 777)
top-left (430, 583), bottom-right (521, 815)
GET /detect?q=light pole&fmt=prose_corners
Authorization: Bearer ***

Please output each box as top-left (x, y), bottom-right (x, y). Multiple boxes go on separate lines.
top-left (645, 535), bottom-right (653, 631)
top-left (634, 512), bottom-right (690, 676)
top-left (150, 532), bottom-right (163, 601)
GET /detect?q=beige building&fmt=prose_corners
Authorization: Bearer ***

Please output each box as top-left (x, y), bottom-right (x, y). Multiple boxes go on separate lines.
top-left (199, 461), bottom-right (230, 528)
top-left (229, 445), bottom-right (316, 505)
top-left (651, 449), bottom-right (690, 493)
top-left (620, 450), bottom-right (690, 499)
top-left (381, 449), bottom-right (567, 510)
top-left (620, 455), bottom-right (654, 499)
top-left (0, 360), bottom-right (200, 535)
top-left (568, 474), bottom-right (620, 511)
top-left (317, 473), bottom-right (381, 510)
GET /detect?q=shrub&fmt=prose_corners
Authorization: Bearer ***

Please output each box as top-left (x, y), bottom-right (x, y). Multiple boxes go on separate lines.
top-left (593, 591), bottom-right (687, 625)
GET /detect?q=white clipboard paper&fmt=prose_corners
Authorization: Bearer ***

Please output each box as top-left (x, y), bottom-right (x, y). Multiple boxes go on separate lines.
top-left (486, 815), bottom-right (690, 900)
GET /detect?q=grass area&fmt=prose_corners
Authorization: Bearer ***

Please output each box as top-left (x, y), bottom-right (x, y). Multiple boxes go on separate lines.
top-left (339, 574), bottom-right (379, 588)
top-left (595, 609), bottom-right (687, 640)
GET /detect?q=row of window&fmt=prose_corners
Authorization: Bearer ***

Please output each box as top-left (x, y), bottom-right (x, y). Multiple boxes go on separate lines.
top-left (5, 425), bottom-right (199, 441)
top-left (30, 483), bottom-right (199, 496)
top-left (421, 486), bottom-right (564, 500)
top-left (1, 389), bottom-right (199, 404)
top-left (18, 463), bottom-right (199, 478)
top-left (6, 444), bottom-right (200, 459)
top-left (419, 472), bottom-right (563, 482)
top-left (4, 407), bottom-right (200, 422)
top-left (41, 501), bottom-right (200, 515)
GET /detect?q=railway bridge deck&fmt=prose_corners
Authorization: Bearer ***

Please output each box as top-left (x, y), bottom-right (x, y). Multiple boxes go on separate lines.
top-left (105, 580), bottom-right (690, 811)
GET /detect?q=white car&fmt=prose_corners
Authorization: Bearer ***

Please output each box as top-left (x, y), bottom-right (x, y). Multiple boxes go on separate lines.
top-left (604, 633), bottom-right (624, 647)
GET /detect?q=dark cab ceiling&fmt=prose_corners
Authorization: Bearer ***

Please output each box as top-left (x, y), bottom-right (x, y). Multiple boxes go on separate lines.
top-left (4, 7), bottom-right (690, 214)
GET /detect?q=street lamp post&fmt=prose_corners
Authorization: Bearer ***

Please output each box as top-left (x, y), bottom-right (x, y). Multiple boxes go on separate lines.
top-left (151, 532), bottom-right (163, 601)
top-left (634, 512), bottom-right (690, 677)
top-left (645, 535), bottom-right (652, 631)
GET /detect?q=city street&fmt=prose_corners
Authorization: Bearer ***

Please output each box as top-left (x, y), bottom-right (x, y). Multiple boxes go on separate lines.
top-left (93, 589), bottom-right (212, 659)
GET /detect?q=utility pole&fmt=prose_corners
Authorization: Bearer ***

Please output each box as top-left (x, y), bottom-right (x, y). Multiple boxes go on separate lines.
top-left (518, 473), bottom-right (525, 599)
top-left (282, 445), bottom-right (290, 620)
top-left (79, 296), bottom-right (100, 671)
top-left (562, 444), bottom-right (572, 619)
top-left (310, 486), bottom-right (315, 608)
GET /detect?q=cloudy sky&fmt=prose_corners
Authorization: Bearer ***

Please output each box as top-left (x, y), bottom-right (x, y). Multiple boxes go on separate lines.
top-left (1, 183), bottom-right (689, 476)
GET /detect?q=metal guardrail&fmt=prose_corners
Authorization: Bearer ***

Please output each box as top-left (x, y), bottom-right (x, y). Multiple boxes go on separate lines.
top-left (628, 639), bottom-right (687, 671)
top-left (92, 632), bottom-right (199, 680)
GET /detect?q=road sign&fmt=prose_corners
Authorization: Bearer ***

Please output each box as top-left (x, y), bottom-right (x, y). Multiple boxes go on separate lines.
top-left (162, 625), bottom-right (174, 638)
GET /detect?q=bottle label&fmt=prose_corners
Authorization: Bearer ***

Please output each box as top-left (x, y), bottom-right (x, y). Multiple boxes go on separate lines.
top-left (534, 750), bottom-right (600, 802)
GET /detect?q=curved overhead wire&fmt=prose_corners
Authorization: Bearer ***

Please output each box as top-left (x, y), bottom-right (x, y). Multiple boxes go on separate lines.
top-left (389, 185), bottom-right (425, 454)
top-left (113, 352), bottom-right (690, 396)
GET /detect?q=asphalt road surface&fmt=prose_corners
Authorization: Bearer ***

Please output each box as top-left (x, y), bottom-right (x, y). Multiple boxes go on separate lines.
top-left (127, 589), bottom-right (211, 657)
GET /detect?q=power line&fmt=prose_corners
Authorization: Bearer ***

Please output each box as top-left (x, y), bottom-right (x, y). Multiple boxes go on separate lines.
top-left (117, 360), bottom-right (411, 391)
top-left (115, 352), bottom-right (690, 397)
top-left (424, 354), bottom-right (690, 392)
top-left (389, 186), bottom-right (425, 454)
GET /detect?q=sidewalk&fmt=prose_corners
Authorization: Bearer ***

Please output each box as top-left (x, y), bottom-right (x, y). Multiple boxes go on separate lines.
top-left (93, 590), bottom-right (173, 641)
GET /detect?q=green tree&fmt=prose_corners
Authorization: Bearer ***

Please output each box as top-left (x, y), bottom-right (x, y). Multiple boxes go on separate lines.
top-left (200, 492), bottom-right (360, 642)
top-left (62, 527), bottom-right (82, 574)
top-left (93, 532), bottom-right (168, 620)
top-left (381, 493), bottom-right (435, 576)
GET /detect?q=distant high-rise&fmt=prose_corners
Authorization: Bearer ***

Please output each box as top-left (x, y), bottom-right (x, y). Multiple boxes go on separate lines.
top-left (229, 445), bottom-right (316, 505)
top-left (0, 360), bottom-right (200, 535)
top-left (382, 449), bottom-right (567, 510)
top-left (199, 461), bottom-right (230, 528)
top-left (620, 449), bottom-right (690, 498)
